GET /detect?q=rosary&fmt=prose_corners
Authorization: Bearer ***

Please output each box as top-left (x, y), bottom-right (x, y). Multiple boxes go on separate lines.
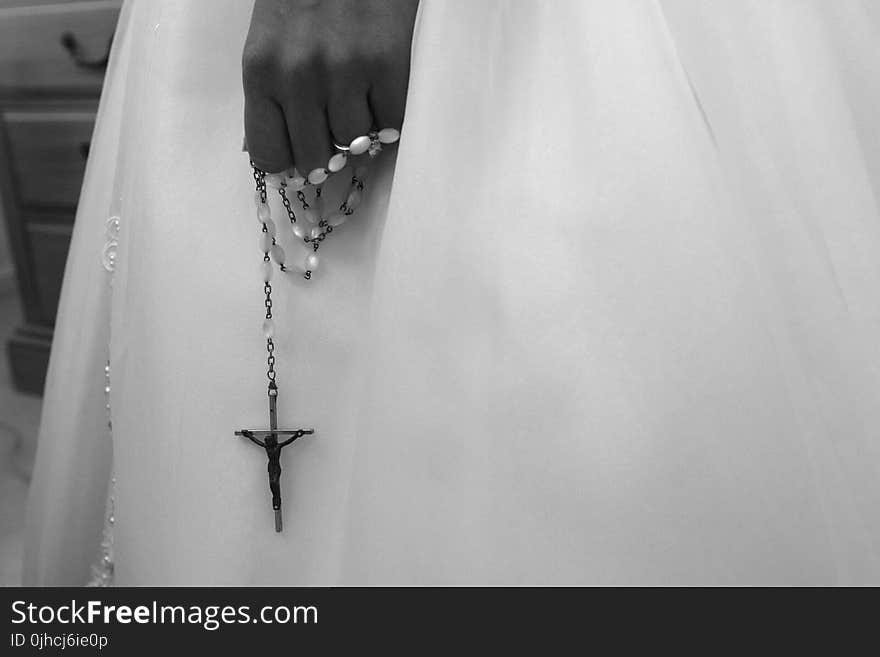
top-left (236, 128), bottom-right (399, 532)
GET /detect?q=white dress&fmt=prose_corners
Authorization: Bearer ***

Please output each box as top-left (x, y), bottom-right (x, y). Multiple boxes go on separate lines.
top-left (24, 0), bottom-right (880, 585)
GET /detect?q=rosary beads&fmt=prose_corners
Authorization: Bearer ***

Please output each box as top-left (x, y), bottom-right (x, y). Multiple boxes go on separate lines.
top-left (237, 128), bottom-right (399, 532)
top-left (254, 127), bottom-right (399, 281)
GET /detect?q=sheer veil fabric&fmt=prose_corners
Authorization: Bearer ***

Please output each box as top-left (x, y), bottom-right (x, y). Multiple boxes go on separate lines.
top-left (24, 0), bottom-right (880, 584)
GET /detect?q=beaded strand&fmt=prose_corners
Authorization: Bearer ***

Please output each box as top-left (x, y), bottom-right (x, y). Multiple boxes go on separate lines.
top-left (253, 127), bottom-right (398, 281)
top-left (248, 127), bottom-right (398, 393)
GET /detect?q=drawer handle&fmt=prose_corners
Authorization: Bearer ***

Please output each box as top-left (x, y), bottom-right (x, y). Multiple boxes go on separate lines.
top-left (60, 32), bottom-right (112, 71)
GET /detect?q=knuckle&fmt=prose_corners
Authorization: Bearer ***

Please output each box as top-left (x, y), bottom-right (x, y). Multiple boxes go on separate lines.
top-left (324, 46), bottom-right (360, 75)
top-left (242, 44), bottom-right (277, 93)
top-left (281, 48), bottom-right (323, 85)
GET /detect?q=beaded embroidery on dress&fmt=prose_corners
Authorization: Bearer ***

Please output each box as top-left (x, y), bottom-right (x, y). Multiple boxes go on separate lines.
top-left (87, 214), bottom-right (122, 587)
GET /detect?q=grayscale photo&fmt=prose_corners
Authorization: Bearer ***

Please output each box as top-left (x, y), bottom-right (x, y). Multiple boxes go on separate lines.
top-left (0, 0), bottom-right (879, 593)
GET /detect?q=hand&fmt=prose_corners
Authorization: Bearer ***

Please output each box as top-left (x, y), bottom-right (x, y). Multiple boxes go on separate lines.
top-left (243, 0), bottom-right (419, 174)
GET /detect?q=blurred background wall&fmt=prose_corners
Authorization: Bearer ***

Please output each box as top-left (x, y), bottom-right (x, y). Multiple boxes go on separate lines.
top-left (0, 0), bottom-right (121, 586)
top-left (0, 204), bottom-right (11, 293)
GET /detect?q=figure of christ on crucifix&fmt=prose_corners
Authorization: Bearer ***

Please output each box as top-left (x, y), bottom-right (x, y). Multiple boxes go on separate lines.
top-left (235, 381), bottom-right (315, 532)
top-left (240, 429), bottom-right (312, 509)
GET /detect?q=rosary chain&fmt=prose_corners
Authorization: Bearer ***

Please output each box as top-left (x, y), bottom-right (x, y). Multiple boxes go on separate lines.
top-left (253, 167), bottom-right (267, 204)
top-left (253, 166), bottom-right (277, 386)
top-left (251, 160), bottom-right (369, 376)
top-left (278, 186), bottom-right (296, 224)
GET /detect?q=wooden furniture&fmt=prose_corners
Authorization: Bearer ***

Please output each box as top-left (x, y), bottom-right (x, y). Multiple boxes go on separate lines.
top-left (0, 0), bottom-right (120, 394)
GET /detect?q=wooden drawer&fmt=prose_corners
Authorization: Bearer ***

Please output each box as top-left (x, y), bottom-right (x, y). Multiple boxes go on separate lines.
top-left (0, 1), bottom-right (121, 94)
top-left (3, 108), bottom-right (96, 210)
top-left (25, 220), bottom-right (72, 326)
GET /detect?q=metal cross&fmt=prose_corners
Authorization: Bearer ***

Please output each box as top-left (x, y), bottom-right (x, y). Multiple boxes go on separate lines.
top-left (235, 380), bottom-right (314, 532)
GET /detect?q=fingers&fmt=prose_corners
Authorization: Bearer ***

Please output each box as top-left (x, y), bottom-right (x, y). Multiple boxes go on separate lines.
top-left (244, 45), bottom-right (331, 176)
top-left (327, 62), bottom-right (374, 146)
top-left (243, 54), bottom-right (401, 178)
top-left (242, 12), bottom-right (293, 173)
top-left (283, 99), bottom-right (333, 179)
top-left (327, 90), bottom-right (374, 147)
top-left (244, 96), bottom-right (294, 174)
top-left (368, 62), bottom-right (409, 130)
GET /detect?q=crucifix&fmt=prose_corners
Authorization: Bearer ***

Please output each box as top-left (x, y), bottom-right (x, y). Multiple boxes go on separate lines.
top-left (235, 380), bottom-right (314, 532)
